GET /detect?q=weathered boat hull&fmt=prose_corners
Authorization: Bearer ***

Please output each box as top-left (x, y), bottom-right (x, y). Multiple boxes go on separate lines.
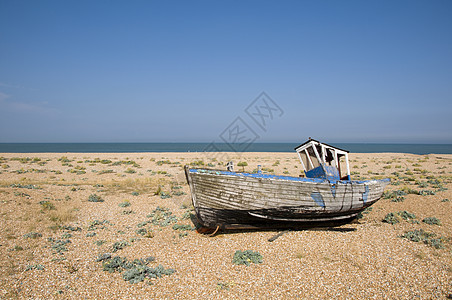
top-left (185, 166), bottom-right (390, 229)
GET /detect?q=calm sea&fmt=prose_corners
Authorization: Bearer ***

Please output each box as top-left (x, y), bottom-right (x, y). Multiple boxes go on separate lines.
top-left (0, 143), bottom-right (451, 155)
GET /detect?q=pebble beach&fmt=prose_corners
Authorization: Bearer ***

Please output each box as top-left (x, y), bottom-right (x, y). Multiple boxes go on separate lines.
top-left (0, 152), bottom-right (451, 299)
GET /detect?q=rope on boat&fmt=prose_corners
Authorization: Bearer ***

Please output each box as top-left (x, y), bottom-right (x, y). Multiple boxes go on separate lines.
top-left (209, 225), bottom-right (220, 237)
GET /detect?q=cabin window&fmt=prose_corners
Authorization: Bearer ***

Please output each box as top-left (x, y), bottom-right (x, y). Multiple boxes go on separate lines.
top-left (325, 149), bottom-right (334, 165)
top-left (306, 146), bottom-right (320, 169)
top-left (299, 151), bottom-right (310, 171)
top-left (338, 155), bottom-right (347, 178)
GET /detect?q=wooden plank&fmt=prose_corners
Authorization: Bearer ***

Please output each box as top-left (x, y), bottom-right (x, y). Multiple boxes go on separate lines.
top-left (190, 172), bottom-right (384, 212)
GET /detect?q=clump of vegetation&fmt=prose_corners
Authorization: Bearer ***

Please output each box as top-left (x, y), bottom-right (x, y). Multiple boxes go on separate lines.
top-left (96, 253), bottom-right (112, 262)
top-left (383, 211), bottom-right (417, 225)
top-left (88, 194), bottom-right (104, 202)
top-left (262, 167), bottom-right (274, 173)
top-left (137, 221), bottom-right (150, 228)
top-left (125, 168), bottom-right (136, 174)
top-left (39, 200), bottom-right (55, 211)
top-left (419, 190), bottom-right (436, 196)
top-left (131, 191), bottom-right (139, 196)
top-left (400, 229), bottom-right (448, 249)
top-left (112, 241), bottom-right (130, 252)
top-left (119, 200), bottom-right (131, 207)
top-left (441, 198), bottom-right (450, 202)
top-left (67, 166), bottom-right (86, 175)
top-left (10, 183), bottom-right (40, 189)
top-left (391, 196), bottom-right (405, 202)
top-left (147, 207), bottom-right (178, 226)
top-left (383, 190), bottom-right (406, 200)
top-left (111, 160), bottom-right (140, 167)
top-left (10, 245), bottom-right (24, 251)
top-left (416, 181), bottom-right (428, 188)
top-left (94, 240), bottom-right (106, 246)
top-left (136, 228), bottom-right (147, 235)
top-left (170, 184), bottom-right (184, 196)
top-left (58, 156), bottom-right (72, 166)
top-left (172, 224), bottom-right (194, 231)
top-left (85, 158), bottom-right (112, 165)
top-left (356, 207), bottom-right (373, 219)
top-left (216, 281), bottom-right (233, 291)
top-left (24, 232), bottom-right (42, 239)
top-left (100, 255), bottom-right (174, 284)
top-left (159, 191), bottom-right (171, 199)
top-left (48, 238), bottom-right (71, 254)
top-left (172, 190), bottom-right (186, 196)
top-left (190, 160), bottom-right (204, 166)
top-left (136, 228), bottom-right (154, 238)
top-left (232, 250), bottom-right (263, 266)
top-left (383, 212), bottom-right (400, 225)
top-left (401, 187), bottom-right (420, 195)
top-left (156, 160), bottom-right (172, 166)
top-left (154, 186), bottom-right (162, 195)
top-left (98, 170), bottom-right (115, 175)
top-left (422, 217), bottom-right (441, 225)
top-left (180, 210), bottom-right (192, 220)
top-left (413, 168), bottom-right (428, 174)
top-left (25, 264), bottom-right (44, 271)
top-left (15, 191), bottom-right (30, 197)
top-left (87, 219), bottom-right (110, 231)
top-left (398, 211), bottom-right (417, 221)
top-left (426, 178), bottom-right (441, 186)
top-left (14, 168), bottom-right (29, 174)
top-left (154, 186), bottom-right (171, 199)
top-left (62, 225), bottom-right (81, 232)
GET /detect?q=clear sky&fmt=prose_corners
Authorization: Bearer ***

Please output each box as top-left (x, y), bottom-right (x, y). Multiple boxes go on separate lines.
top-left (1, 0), bottom-right (451, 143)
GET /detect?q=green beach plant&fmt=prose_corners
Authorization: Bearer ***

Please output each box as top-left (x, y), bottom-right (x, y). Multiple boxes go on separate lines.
top-left (383, 211), bottom-right (417, 224)
top-left (383, 212), bottom-right (400, 225)
top-left (88, 194), bottom-right (104, 202)
top-left (232, 250), bottom-right (263, 266)
top-left (112, 241), bottom-right (130, 252)
top-left (100, 255), bottom-right (174, 284)
top-left (400, 229), bottom-right (448, 249)
top-left (422, 217), bottom-right (441, 225)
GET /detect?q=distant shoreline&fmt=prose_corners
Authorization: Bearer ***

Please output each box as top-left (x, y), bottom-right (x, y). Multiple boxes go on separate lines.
top-left (1, 142), bottom-right (452, 154)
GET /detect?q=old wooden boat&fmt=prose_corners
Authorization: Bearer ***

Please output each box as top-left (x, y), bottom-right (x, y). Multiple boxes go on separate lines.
top-left (185, 139), bottom-right (390, 230)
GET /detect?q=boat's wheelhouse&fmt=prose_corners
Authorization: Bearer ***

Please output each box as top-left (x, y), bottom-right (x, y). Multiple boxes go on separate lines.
top-left (295, 138), bottom-right (350, 181)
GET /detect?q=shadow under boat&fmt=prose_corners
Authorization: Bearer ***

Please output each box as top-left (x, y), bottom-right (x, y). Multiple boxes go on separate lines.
top-left (189, 210), bottom-right (360, 237)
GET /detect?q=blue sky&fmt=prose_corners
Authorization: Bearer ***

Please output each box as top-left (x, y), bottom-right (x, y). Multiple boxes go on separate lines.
top-left (1, 0), bottom-right (451, 143)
